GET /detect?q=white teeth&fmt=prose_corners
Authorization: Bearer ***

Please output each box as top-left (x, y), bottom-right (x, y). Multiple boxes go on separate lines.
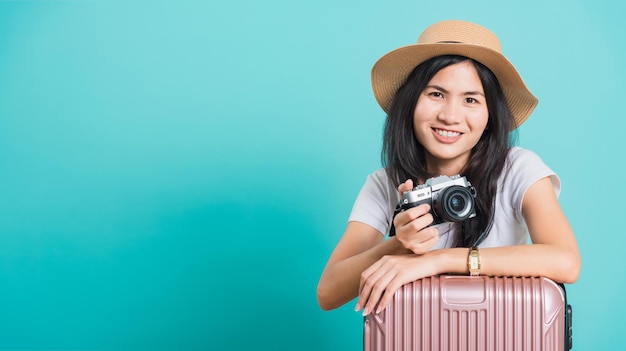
top-left (435, 129), bottom-right (460, 137)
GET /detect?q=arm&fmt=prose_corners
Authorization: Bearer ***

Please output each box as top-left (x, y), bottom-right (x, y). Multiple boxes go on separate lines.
top-left (437, 176), bottom-right (581, 281)
top-left (357, 176), bottom-right (581, 315)
top-left (317, 179), bottom-right (438, 311)
top-left (316, 222), bottom-right (410, 311)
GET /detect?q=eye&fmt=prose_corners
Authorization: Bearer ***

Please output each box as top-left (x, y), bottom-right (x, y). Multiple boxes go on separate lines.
top-left (465, 97), bottom-right (479, 104)
top-left (429, 91), bottom-right (444, 99)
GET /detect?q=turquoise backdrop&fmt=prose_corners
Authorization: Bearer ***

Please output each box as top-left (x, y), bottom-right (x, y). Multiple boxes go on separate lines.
top-left (0, 0), bottom-right (623, 350)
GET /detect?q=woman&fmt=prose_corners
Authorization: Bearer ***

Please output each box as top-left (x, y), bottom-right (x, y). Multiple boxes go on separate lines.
top-left (316, 20), bottom-right (581, 316)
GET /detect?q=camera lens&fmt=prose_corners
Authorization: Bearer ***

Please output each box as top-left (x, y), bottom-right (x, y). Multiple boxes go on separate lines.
top-left (450, 195), bottom-right (466, 212)
top-left (434, 185), bottom-right (475, 222)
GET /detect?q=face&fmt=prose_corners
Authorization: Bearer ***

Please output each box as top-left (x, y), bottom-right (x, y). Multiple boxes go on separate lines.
top-left (413, 60), bottom-right (489, 175)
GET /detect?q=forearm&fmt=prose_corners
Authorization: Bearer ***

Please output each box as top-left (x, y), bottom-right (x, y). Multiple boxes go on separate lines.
top-left (317, 237), bottom-right (410, 310)
top-left (436, 244), bottom-right (581, 283)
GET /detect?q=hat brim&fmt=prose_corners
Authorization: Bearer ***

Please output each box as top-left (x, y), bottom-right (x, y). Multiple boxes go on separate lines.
top-left (371, 43), bottom-right (538, 129)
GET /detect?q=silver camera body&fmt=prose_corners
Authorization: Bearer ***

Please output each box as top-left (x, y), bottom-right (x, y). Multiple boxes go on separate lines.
top-left (400, 175), bottom-right (477, 226)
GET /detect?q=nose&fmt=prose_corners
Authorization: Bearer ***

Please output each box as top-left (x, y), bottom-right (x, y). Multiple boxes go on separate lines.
top-left (437, 99), bottom-right (462, 124)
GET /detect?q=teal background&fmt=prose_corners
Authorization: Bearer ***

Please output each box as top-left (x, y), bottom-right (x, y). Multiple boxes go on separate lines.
top-left (0, 0), bottom-right (623, 350)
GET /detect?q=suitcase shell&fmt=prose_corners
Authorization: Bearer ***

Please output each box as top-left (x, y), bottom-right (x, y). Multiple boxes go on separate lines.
top-left (364, 276), bottom-right (571, 351)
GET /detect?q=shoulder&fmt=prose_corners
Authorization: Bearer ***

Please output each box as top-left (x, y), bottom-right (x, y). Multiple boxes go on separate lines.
top-left (367, 168), bottom-right (391, 185)
top-left (499, 146), bottom-right (561, 215)
top-left (369, 168), bottom-right (388, 179)
top-left (360, 168), bottom-right (398, 201)
top-left (505, 147), bottom-right (559, 188)
top-left (348, 168), bottom-right (398, 236)
top-left (506, 146), bottom-right (544, 165)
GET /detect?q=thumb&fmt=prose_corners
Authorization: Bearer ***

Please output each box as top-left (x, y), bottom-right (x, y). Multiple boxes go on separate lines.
top-left (398, 179), bottom-right (414, 194)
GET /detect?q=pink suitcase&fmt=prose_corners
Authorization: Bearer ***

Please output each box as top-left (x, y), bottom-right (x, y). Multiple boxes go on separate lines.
top-left (364, 276), bottom-right (572, 351)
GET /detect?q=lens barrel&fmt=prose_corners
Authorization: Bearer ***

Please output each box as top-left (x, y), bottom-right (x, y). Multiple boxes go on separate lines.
top-left (434, 185), bottom-right (475, 222)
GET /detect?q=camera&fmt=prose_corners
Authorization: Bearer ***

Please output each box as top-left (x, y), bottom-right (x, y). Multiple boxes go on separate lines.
top-left (397, 175), bottom-right (477, 229)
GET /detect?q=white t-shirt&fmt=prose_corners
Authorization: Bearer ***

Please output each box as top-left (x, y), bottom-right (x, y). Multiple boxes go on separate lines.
top-left (348, 147), bottom-right (560, 248)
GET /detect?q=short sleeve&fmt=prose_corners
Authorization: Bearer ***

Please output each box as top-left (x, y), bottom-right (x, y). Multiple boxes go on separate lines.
top-left (503, 147), bottom-right (561, 222)
top-left (348, 169), bottom-right (399, 236)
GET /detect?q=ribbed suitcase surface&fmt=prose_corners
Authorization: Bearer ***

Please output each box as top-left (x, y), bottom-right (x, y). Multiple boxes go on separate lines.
top-left (364, 276), bottom-right (569, 351)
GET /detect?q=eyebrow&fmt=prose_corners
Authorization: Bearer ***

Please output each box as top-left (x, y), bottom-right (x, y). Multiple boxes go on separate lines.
top-left (426, 84), bottom-right (485, 97)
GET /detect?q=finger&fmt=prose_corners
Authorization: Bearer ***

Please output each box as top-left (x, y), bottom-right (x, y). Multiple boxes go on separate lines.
top-left (404, 203), bottom-right (432, 221)
top-left (394, 204), bottom-right (431, 228)
top-left (357, 258), bottom-right (393, 312)
top-left (358, 257), bottom-right (386, 294)
top-left (406, 228), bottom-right (440, 254)
top-left (358, 261), bottom-right (389, 305)
top-left (375, 276), bottom-right (406, 314)
top-left (362, 270), bottom-right (398, 316)
top-left (394, 210), bottom-right (434, 245)
top-left (396, 223), bottom-right (438, 254)
top-left (403, 211), bottom-right (434, 231)
top-left (357, 261), bottom-right (384, 312)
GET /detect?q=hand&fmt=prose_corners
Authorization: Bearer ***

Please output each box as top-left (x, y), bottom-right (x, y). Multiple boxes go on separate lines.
top-left (394, 179), bottom-right (439, 254)
top-left (355, 254), bottom-right (439, 315)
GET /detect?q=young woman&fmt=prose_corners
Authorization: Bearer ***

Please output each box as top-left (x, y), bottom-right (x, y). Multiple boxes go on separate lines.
top-left (316, 20), bottom-right (581, 316)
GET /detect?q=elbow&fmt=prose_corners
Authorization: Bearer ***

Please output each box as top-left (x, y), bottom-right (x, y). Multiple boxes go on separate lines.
top-left (316, 281), bottom-right (337, 311)
top-left (317, 298), bottom-right (334, 312)
top-left (557, 249), bottom-right (582, 284)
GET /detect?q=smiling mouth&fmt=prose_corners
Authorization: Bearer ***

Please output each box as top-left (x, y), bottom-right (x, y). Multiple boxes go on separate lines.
top-left (433, 128), bottom-right (461, 138)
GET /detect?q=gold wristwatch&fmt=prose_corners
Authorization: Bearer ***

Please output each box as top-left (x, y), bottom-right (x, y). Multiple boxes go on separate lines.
top-left (467, 247), bottom-right (480, 276)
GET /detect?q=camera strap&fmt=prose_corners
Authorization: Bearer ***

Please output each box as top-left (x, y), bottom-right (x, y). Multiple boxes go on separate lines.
top-left (387, 204), bottom-right (403, 237)
top-left (472, 197), bottom-right (496, 247)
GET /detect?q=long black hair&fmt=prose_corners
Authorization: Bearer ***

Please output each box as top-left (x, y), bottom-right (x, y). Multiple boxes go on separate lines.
top-left (382, 55), bottom-right (514, 248)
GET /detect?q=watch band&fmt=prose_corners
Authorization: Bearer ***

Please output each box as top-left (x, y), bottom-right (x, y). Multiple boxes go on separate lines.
top-left (468, 247), bottom-right (481, 276)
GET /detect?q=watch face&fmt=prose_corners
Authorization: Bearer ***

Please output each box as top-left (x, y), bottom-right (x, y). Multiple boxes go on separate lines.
top-left (469, 256), bottom-right (479, 269)
top-left (468, 249), bottom-right (480, 275)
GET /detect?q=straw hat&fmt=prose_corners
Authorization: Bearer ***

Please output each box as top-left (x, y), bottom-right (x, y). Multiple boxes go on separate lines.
top-left (371, 20), bottom-right (538, 128)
